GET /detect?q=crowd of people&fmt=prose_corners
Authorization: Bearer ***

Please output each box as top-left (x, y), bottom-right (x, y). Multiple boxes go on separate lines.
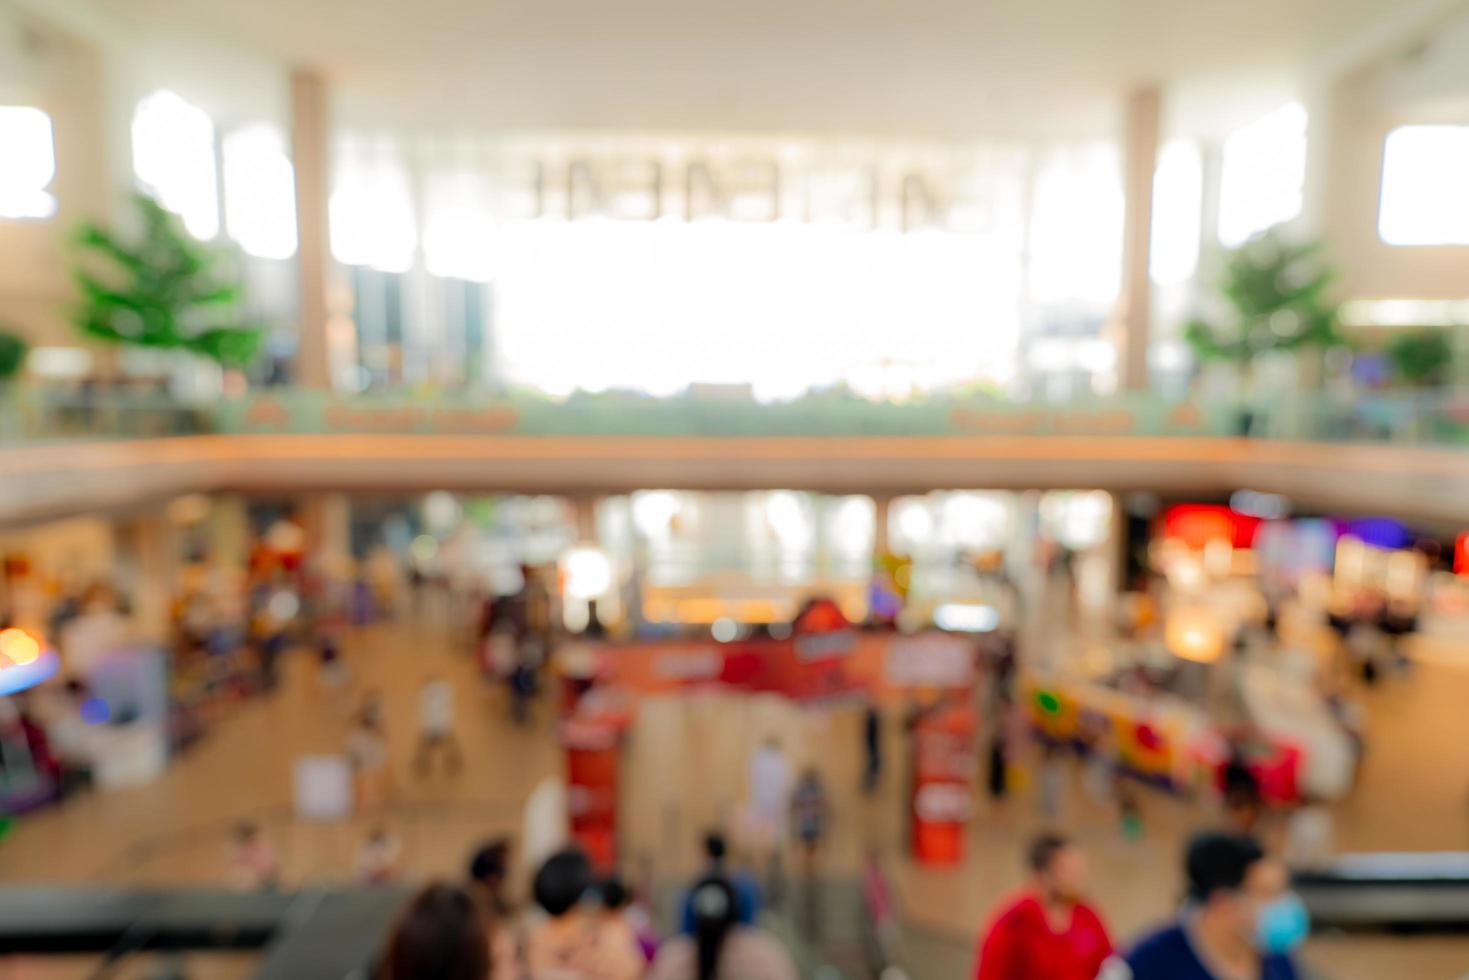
top-left (973, 830), bottom-right (1306, 980)
top-left (378, 834), bottom-right (800, 980)
top-left (366, 822), bottom-right (1309, 980)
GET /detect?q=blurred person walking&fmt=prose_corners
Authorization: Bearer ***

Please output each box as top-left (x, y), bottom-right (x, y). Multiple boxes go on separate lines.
top-left (974, 833), bottom-right (1113, 980)
top-left (381, 883), bottom-right (491, 980)
top-left (861, 700), bottom-right (883, 794)
top-left (680, 833), bottom-right (761, 934)
top-left (745, 737), bottom-right (792, 903)
top-left (356, 826), bottom-right (403, 885)
top-left (649, 875), bottom-right (798, 980)
top-left (226, 821), bottom-right (280, 891)
top-left (415, 674), bottom-right (463, 778)
top-left (1107, 831), bottom-right (1306, 980)
top-left (347, 701), bottom-right (392, 807)
top-left (525, 848), bottom-right (644, 980)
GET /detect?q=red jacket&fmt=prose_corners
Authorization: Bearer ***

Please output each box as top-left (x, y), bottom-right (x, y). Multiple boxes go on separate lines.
top-left (974, 893), bottom-right (1113, 980)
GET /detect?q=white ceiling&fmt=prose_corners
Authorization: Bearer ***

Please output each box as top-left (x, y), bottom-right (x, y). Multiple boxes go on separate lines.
top-left (103, 0), bottom-right (1421, 138)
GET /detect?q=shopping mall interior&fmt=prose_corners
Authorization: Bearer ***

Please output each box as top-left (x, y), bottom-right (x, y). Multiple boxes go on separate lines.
top-left (3, 0), bottom-right (1469, 977)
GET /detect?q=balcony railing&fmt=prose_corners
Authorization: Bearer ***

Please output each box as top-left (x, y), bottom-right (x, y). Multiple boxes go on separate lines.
top-left (4, 384), bottom-right (1469, 447)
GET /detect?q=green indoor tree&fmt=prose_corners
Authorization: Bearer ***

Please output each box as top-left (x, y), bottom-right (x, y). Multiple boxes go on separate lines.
top-left (0, 329), bottom-right (27, 382)
top-left (70, 193), bottom-right (262, 368)
top-left (1184, 232), bottom-right (1343, 385)
top-left (1385, 328), bottom-right (1452, 387)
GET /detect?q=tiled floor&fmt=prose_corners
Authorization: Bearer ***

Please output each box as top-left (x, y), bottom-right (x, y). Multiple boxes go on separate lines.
top-left (1, 615), bottom-right (1467, 978)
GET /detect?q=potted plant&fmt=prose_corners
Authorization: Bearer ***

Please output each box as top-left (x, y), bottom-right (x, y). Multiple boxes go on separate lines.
top-left (1385, 328), bottom-right (1451, 388)
top-left (70, 193), bottom-right (262, 372)
top-left (1184, 232), bottom-right (1344, 435)
top-left (0, 329), bottom-right (26, 384)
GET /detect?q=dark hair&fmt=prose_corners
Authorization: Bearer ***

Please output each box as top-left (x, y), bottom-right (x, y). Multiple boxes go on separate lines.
top-left (233, 821), bottom-right (259, 842)
top-left (532, 848), bottom-right (592, 918)
top-left (1027, 832), bottom-right (1070, 874)
top-left (468, 838), bottom-right (510, 885)
top-left (688, 874), bottom-right (739, 980)
top-left (1185, 831), bottom-right (1265, 902)
top-left (703, 832), bottom-right (728, 864)
top-left (381, 883), bottom-right (489, 980)
top-left (600, 874), bottom-right (630, 910)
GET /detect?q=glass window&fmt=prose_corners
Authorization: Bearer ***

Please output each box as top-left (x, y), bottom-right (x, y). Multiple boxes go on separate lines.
top-left (330, 142), bottom-right (415, 272)
top-left (1150, 141), bottom-right (1203, 283)
top-left (131, 90), bottom-right (219, 239)
top-left (0, 106), bottom-right (57, 219)
top-left (1378, 125), bottom-right (1469, 246)
top-left (1028, 144), bottom-right (1124, 305)
top-left (223, 124), bottom-right (297, 259)
top-left (1217, 102), bottom-right (1307, 247)
top-left (425, 169), bottom-right (496, 281)
top-left (351, 266), bottom-right (407, 388)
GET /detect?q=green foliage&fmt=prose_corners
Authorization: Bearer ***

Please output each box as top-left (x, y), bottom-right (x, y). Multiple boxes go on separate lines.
top-left (1184, 232), bottom-right (1343, 372)
top-left (0, 329), bottom-right (27, 381)
top-left (70, 194), bottom-right (262, 368)
top-left (1386, 328), bottom-right (1452, 387)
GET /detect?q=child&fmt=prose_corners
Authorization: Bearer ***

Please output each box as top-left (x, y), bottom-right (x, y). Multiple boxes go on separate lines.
top-left (356, 827), bottom-right (403, 885)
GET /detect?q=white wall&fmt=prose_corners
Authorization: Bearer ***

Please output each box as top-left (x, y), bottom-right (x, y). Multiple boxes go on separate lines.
top-left (1319, 11), bottom-right (1469, 300)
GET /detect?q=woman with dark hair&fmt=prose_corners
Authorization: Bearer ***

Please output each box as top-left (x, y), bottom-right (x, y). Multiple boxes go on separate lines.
top-left (382, 883), bottom-right (491, 980)
top-left (648, 875), bottom-right (797, 980)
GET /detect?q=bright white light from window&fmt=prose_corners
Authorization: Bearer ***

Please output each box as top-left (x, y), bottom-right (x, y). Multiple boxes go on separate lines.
top-left (132, 90), bottom-right (219, 239)
top-left (330, 151), bottom-right (416, 272)
top-left (764, 491), bottom-right (814, 549)
top-left (1378, 126), bottom-right (1469, 246)
top-left (222, 124), bottom-right (297, 259)
top-left (1218, 102), bottom-right (1307, 248)
top-left (0, 106), bottom-right (57, 219)
top-left (1150, 141), bottom-right (1203, 283)
top-left (1028, 145), bottom-right (1124, 305)
top-left (561, 546), bottom-right (613, 600)
top-left (424, 170), bottom-right (495, 282)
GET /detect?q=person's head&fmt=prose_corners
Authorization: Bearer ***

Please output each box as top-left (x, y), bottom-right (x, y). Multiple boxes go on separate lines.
top-left (532, 848), bottom-right (592, 919)
top-left (468, 837), bottom-right (510, 887)
top-left (703, 831), bottom-right (728, 866)
top-left (688, 875), bottom-right (739, 980)
top-left (1027, 833), bottom-right (1086, 904)
top-left (1185, 831), bottom-right (1308, 957)
top-left (233, 821), bottom-right (260, 846)
top-left (599, 874), bottom-right (630, 912)
top-left (381, 883), bottom-right (489, 980)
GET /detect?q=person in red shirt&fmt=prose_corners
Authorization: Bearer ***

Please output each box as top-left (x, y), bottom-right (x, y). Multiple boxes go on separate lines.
top-left (975, 832), bottom-right (1114, 980)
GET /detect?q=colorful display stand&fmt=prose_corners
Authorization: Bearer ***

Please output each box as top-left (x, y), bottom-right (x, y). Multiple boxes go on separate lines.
top-left (909, 701), bottom-right (976, 867)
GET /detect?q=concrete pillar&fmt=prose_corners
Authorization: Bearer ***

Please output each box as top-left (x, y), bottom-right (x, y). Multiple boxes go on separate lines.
top-left (116, 512), bottom-right (177, 641)
top-left (573, 496), bottom-right (600, 543)
top-left (299, 493), bottom-right (352, 567)
top-left (207, 494), bottom-right (250, 571)
top-left (872, 494), bottom-right (892, 560)
top-left (1117, 85), bottom-right (1162, 392)
top-left (291, 69), bottom-right (333, 389)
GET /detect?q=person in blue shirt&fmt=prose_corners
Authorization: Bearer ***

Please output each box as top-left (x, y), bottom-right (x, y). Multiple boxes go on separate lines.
top-left (680, 832), bottom-right (761, 934)
top-left (1106, 830), bottom-right (1308, 980)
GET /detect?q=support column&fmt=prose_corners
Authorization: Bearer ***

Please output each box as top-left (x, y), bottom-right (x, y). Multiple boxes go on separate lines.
top-left (1117, 85), bottom-right (1162, 392)
top-left (291, 69), bottom-right (333, 389)
top-left (299, 493), bottom-right (352, 569)
top-left (872, 494), bottom-right (893, 560)
top-left (116, 512), bottom-right (177, 641)
top-left (573, 496), bottom-right (600, 544)
top-left (207, 494), bottom-right (250, 572)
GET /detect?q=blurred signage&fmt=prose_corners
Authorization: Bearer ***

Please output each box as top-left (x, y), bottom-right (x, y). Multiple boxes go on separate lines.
top-left (472, 143), bottom-right (1021, 232)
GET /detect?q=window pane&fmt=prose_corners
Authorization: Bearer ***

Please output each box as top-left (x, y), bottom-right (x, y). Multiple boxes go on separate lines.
top-left (1150, 141), bottom-right (1202, 283)
top-left (223, 124), bottom-right (298, 259)
top-left (1218, 102), bottom-right (1307, 247)
top-left (330, 141), bottom-right (415, 272)
top-left (0, 106), bottom-right (57, 219)
top-left (131, 90), bottom-right (219, 239)
top-left (1378, 125), bottom-right (1469, 246)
